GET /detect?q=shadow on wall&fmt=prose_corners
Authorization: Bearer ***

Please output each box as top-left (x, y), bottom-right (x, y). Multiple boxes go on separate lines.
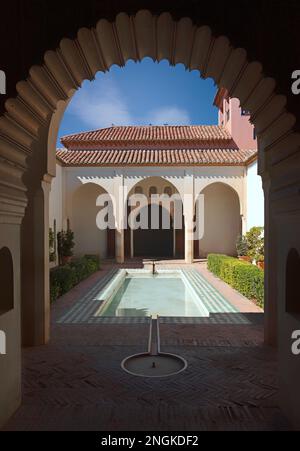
top-left (0, 247), bottom-right (14, 315)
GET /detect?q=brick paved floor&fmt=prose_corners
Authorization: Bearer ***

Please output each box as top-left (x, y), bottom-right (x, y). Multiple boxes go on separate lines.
top-left (3, 260), bottom-right (290, 431)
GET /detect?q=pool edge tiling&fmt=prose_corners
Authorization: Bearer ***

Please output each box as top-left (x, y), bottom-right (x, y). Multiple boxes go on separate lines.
top-left (57, 268), bottom-right (250, 325)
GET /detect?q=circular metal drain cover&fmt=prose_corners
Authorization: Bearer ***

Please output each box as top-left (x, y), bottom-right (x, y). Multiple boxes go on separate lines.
top-left (122, 352), bottom-right (187, 378)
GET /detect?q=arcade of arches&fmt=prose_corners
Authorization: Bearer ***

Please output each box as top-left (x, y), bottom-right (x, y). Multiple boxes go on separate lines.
top-left (62, 176), bottom-right (242, 262)
top-left (0, 7), bottom-right (300, 429)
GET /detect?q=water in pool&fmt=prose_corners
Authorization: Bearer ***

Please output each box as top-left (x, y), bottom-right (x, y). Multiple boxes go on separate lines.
top-left (101, 274), bottom-right (204, 317)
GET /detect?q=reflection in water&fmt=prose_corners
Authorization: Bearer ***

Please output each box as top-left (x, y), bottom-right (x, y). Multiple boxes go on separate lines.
top-left (100, 275), bottom-right (205, 318)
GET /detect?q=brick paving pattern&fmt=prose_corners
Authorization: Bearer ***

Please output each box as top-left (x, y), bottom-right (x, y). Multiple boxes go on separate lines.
top-left (3, 261), bottom-right (290, 431)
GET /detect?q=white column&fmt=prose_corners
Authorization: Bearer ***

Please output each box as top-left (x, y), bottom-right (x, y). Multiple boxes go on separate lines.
top-left (114, 173), bottom-right (125, 264)
top-left (130, 228), bottom-right (134, 259)
top-left (21, 175), bottom-right (52, 346)
top-left (241, 214), bottom-right (247, 235)
top-left (184, 172), bottom-right (195, 264)
top-left (185, 215), bottom-right (194, 264)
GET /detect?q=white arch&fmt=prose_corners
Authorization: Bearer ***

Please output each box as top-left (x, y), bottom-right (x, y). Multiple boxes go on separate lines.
top-left (126, 175), bottom-right (184, 202)
top-left (197, 180), bottom-right (243, 216)
top-left (71, 180), bottom-right (116, 224)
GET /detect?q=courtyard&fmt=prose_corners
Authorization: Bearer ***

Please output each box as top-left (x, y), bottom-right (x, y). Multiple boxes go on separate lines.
top-left (4, 261), bottom-right (289, 431)
top-left (1, 3), bottom-right (300, 431)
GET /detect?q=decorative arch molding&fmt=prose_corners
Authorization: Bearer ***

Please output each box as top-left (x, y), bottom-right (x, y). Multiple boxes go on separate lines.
top-left (127, 175), bottom-right (183, 202)
top-left (77, 176), bottom-right (115, 198)
top-left (0, 9), bottom-right (299, 224)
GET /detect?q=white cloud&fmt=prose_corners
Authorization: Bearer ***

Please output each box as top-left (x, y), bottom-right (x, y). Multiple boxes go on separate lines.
top-left (147, 106), bottom-right (191, 126)
top-left (67, 78), bottom-right (191, 129)
top-left (67, 78), bottom-right (133, 129)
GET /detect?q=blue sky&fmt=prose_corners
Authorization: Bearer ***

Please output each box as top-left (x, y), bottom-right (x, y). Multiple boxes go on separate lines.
top-left (57, 58), bottom-right (218, 146)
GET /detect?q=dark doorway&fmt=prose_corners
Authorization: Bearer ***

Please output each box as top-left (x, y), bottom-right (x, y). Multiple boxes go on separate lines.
top-left (134, 205), bottom-right (173, 258)
top-left (107, 229), bottom-right (116, 259)
top-left (175, 215), bottom-right (185, 259)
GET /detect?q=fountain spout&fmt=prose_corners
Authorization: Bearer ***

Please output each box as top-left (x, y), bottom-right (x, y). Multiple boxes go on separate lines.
top-left (152, 261), bottom-right (156, 275)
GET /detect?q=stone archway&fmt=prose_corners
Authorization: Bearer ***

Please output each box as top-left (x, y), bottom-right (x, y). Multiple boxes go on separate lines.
top-left (1, 10), bottom-right (296, 349)
top-left (72, 183), bottom-right (115, 260)
top-left (127, 176), bottom-right (185, 260)
top-left (197, 182), bottom-right (242, 258)
top-left (0, 8), bottom-right (300, 429)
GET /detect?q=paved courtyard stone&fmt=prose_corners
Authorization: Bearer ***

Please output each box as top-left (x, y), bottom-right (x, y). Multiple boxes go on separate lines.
top-left (3, 261), bottom-right (290, 431)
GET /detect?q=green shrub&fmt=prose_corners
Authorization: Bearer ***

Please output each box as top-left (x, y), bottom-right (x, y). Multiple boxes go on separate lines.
top-left (84, 255), bottom-right (100, 270)
top-left (50, 265), bottom-right (76, 300)
top-left (50, 255), bottom-right (100, 303)
top-left (207, 254), bottom-right (264, 309)
top-left (50, 281), bottom-right (60, 304)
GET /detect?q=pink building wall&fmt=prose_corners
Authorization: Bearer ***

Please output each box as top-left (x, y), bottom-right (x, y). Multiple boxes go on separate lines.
top-left (218, 96), bottom-right (257, 150)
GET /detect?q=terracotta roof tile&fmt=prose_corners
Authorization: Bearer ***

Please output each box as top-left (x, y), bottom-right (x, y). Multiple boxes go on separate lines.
top-left (57, 125), bottom-right (257, 167)
top-left (56, 148), bottom-right (257, 166)
top-left (61, 125), bottom-right (232, 149)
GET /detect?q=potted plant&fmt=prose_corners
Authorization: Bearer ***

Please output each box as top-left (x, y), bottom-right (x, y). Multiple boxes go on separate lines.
top-left (257, 255), bottom-right (265, 270)
top-left (57, 230), bottom-right (75, 265)
top-left (236, 235), bottom-right (251, 262)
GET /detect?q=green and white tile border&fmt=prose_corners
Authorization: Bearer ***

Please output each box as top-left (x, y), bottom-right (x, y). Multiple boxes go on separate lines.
top-left (57, 268), bottom-right (250, 325)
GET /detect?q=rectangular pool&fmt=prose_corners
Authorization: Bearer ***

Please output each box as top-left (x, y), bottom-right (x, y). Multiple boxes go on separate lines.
top-left (99, 271), bottom-right (209, 318)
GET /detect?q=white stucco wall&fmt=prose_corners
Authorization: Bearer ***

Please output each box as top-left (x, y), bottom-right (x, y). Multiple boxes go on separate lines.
top-left (72, 183), bottom-right (108, 259)
top-left (246, 161), bottom-right (264, 231)
top-left (199, 182), bottom-right (242, 257)
top-left (49, 162), bottom-right (250, 259)
top-left (49, 163), bottom-right (64, 233)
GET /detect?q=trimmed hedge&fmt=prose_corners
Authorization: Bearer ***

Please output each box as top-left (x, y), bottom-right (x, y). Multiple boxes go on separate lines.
top-left (50, 255), bottom-right (100, 303)
top-left (207, 254), bottom-right (264, 309)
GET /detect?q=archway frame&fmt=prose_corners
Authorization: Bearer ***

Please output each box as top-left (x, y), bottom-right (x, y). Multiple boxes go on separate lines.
top-left (0, 6), bottom-right (300, 430)
top-left (1, 9), bottom-right (299, 221)
top-left (197, 182), bottom-right (242, 258)
top-left (126, 176), bottom-right (185, 259)
top-left (0, 9), bottom-right (300, 346)
top-left (71, 181), bottom-right (116, 260)
top-left (197, 180), bottom-right (243, 215)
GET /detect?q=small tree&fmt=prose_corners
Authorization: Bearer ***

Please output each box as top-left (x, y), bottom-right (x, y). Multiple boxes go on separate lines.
top-left (236, 235), bottom-right (248, 257)
top-left (63, 229), bottom-right (75, 257)
top-left (246, 227), bottom-right (264, 262)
